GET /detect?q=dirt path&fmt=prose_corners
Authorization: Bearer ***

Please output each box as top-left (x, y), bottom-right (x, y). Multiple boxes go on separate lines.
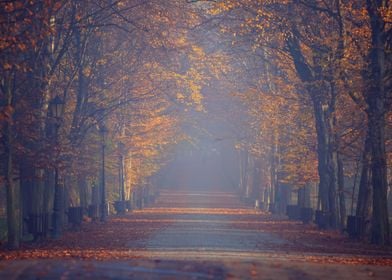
top-left (0, 188), bottom-right (391, 279)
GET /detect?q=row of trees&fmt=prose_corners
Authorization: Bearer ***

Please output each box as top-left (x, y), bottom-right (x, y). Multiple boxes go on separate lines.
top-left (204, 0), bottom-right (391, 245)
top-left (1, 0), bottom-right (390, 249)
top-left (0, 0), bottom-right (223, 249)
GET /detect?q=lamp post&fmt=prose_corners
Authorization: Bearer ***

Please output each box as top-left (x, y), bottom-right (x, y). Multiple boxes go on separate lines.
top-left (99, 123), bottom-right (108, 222)
top-left (49, 95), bottom-right (64, 239)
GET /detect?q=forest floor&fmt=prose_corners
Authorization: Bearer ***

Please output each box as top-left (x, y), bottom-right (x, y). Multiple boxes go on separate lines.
top-left (0, 188), bottom-right (391, 279)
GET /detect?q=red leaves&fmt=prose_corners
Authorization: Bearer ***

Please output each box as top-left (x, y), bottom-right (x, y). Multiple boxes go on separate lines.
top-left (0, 198), bottom-right (390, 267)
top-left (229, 213), bottom-right (392, 265)
top-left (0, 105), bottom-right (14, 123)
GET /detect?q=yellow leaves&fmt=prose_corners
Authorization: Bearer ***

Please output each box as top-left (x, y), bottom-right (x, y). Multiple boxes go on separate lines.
top-left (176, 92), bottom-right (185, 102)
top-left (116, 1), bottom-right (127, 8)
top-left (17, 42), bottom-right (27, 51)
top-left (190, 91), bottom-right (203, 105)
top-left (82, 67), bottom-right (91, 77)
top-left (174, 35), bottom-right (188, 47)
top-left (190, 45), bottom-right (205, 58)
top-left (208, 1), bottom-right (238, 16)
top-left (117, 82), bottom-right (180, 187)
top-left (208, 8), bottom-right (222, 16)
top-left (380, 6), bottom-right (392, 22)
top-left (96, 59), bottom-right (107, 66)
top-left (3, 63), bottom-right (12, 70)
top-left (233, 65), bottom-right (317, 186)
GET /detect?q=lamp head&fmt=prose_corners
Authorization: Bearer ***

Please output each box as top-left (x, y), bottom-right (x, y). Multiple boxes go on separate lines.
top-left (50, 95), bottom-right (64, 118)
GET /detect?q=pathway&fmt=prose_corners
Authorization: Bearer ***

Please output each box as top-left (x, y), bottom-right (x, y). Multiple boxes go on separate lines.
top-left (0, 188), bottom-right (391, 279)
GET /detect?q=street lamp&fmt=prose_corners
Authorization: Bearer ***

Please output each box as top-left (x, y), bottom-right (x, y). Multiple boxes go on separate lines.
top-left (49, 95), bottom-right (64, 239)
top-left (50, 95), bottom-right (65, 120)
top-left (99, 122), bottom-right (108, 222)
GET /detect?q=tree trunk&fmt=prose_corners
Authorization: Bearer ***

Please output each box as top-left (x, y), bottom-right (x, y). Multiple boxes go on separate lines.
top-left (298, 184), bottom-right (311, 208)
top-left (369, 111), bottom-right (389, 244)
top-left (269, 131), bottom-right (279, 212)
top-left (252, 158), bottom-right (262, 200)
top-left (4, 121), bottom-right (20, 249)
top-left (337, 153), bottom-right (346, 229)
top-left (2, 79), bottom-right (20, 249)
top-left (44, 169), bottom-right (55, 237)
top-left (52, 167), bottom-right (63, 239)
top-left (388, 184), bottom-right (392, 217)
top-left (356, 135), bottom-right (373, 238)
top-left (91, 182), bottom-right (100, 206)
top-left (276, 184), bottom-right (291, 214)
top-left (313, 99), bottom-right (338, 228)
top-left (125, 156), bottom-right (132, 201)
top-left (31, 169), bottom-right (45, 216)
top-left (78, 174), bottom-right (88, 211)
top-left (287, 34), bottom-right (338, 228)
top-left (239, 150), bottom-right (248, 197)
top-left (245, 155), bottom-right (254, 199)
top-left (119, 155), bottom-right (125, 201)
top-left (366, 0), bottom-right (390, 245)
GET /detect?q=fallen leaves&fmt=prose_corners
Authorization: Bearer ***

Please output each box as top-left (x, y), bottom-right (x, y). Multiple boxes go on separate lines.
top-left (0, 191), bottom-right (391, 267)
top-left (0, 212), bottom-right (170, 261)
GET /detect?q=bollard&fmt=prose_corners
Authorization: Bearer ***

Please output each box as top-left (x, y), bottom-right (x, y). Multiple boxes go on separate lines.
top-left (88, 204), bottom-right (99, 221)
top-left (114, 200), bottom-right (127, 214)
top-left (347, 215), bottom-right (363, 239)
top-left (28, 213), bottom-right (50, 240)
top-left (300, 207), bottom-right (314, 224)
top-left (315, 210), bottom-right (330, 229)
top-left (68, 207), bottom-right (83, 227)
top-left (286, 205), bottom-right (301, 220)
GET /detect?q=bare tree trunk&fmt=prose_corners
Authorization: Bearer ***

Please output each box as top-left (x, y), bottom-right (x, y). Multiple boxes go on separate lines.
top-left (3, 81), bottom-right (20, 249)
top-left (44, 169), bottom-right (55, 237)
top-left (298, 184), bottom-right (311, 208)
top-left (269, 131), bottom-right (279, 212)
top-left (78, 174), bottom-right (88, 211)
top-left (337, 154), bottom-right (346, 229)
top-left (252, 158), bottom-right (262, 200)
top-left (369, 111), bottom-right (389, 244)
top-left (239, 150), bottom-right (248, 197)
top-left (245, 155), bottom-right (254, 199)
top-left (313, 99), bottom-right (338, 228)
top-left (356, 136), bottom-right (373, 238)
top-left (287, 34), bottom-right (338, 228)
top-left (366, 0), bottom-right (390, 245)
top-left (5, 120), bottom-right (20, 249)
top-left (388, 184), bottom-right (392, 217)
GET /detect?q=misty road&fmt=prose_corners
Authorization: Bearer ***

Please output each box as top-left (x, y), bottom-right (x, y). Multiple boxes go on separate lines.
top-left (129, 189), bottom-right (288, 256)
top-left (1, 188), bottom-right (391, 279)
top-left (2, 1), bottom-right (391, 279)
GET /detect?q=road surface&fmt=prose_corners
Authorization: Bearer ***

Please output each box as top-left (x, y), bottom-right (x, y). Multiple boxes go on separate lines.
top-left (0, 188), bottom-right (391, 279)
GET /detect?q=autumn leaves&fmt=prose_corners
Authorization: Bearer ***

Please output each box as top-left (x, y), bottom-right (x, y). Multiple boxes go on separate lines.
top-left (0, 1), bottom-right (216, 249)
top-left (206, 0), bottom-right (391, 244)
